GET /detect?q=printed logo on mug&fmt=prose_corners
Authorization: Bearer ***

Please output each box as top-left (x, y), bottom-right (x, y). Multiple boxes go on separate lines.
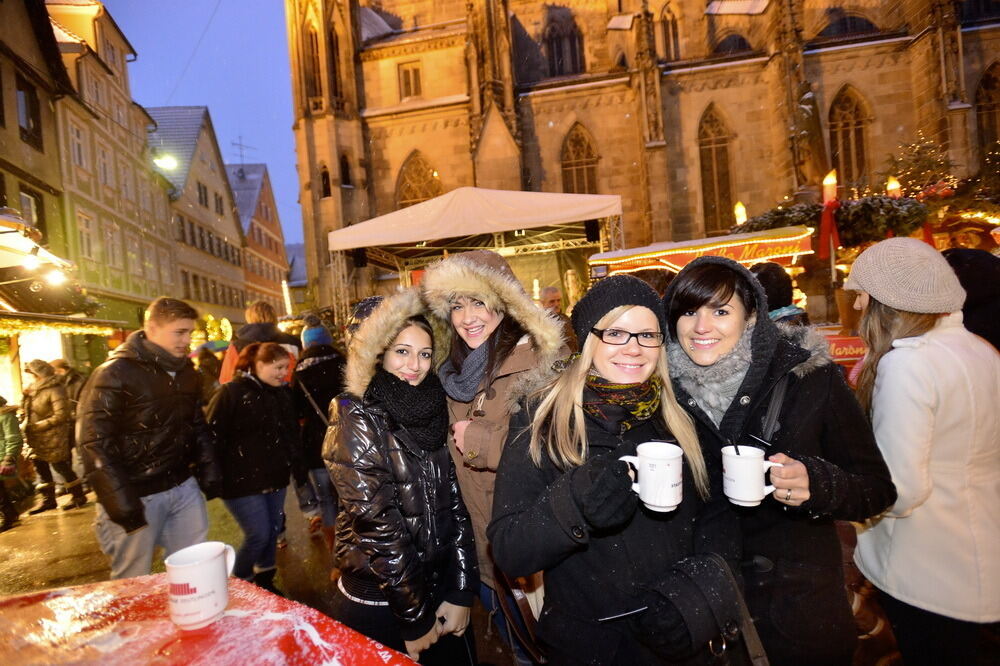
top-left (722, 446), bottom-right (783, 507)
top-left (164, 541), bottom-right (236, 630)
top-left (619, 441), bottom-right (684, 512)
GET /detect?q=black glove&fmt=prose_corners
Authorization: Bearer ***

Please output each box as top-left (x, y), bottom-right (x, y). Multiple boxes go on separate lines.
top-left (573, 455), bottom-right (639, 530)
top-left (628, 591), bottom-right (694, 660)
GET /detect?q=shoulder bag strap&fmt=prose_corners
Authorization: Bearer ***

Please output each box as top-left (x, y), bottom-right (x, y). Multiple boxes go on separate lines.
top-left (298, 381), bottom-right (330, 427)
top-left (494, 565), bottom-right (548, 663)
top-left (761, 375), bottom-right (789, 442)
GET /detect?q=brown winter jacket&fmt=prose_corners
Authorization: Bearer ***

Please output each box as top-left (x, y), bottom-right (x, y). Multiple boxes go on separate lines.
top-left (423, 250), bottom-right (568, 588)
top-left (21, 375), bottom-right (71, 463)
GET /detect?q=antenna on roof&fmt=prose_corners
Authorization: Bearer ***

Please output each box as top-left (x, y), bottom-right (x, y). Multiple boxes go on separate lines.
top-left (231, 136), bottom-right (257, 170)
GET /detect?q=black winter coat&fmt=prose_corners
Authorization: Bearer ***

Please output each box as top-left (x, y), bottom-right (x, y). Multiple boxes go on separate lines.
top-left (291, 344), bottom-right (345, 470)
top-left (664, 256), bottom-right (897, 666)
top-left (232, 322), bottom-right (301, 352)
top-left (323, 394), bottom-right (478, 641)
top-left (489, 406), bottom-right (739, 665)
top-left (207, 374), bottom-right (300, 499)
top-left (77, 331), bottom-right (221, 532)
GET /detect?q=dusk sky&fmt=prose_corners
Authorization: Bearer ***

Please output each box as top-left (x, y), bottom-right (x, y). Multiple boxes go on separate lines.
top-left (103, 0), bottom-right (305, 244)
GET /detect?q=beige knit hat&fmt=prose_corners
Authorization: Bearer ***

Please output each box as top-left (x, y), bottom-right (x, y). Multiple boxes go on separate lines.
top-left (844, 237), bottom-right (965, 313)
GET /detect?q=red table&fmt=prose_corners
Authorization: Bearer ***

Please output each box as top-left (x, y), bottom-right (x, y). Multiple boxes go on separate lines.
top-left (0, 574), bottom-right (413, 665)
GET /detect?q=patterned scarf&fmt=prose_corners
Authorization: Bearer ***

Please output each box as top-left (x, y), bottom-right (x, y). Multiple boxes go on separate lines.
top-left (583, 374), bottom-right (662, 434)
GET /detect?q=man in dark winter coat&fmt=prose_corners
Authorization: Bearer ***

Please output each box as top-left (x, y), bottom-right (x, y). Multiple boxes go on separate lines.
top-left (290, 315), bottom-right (345, 550)
top-left (50, 359), bottom-right (87, 484)
top-left (77, 297), bottom-right (222, 579)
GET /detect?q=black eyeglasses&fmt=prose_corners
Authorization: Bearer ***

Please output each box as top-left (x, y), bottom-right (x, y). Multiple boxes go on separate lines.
top-left (590, 328), bottom-right (665, 347)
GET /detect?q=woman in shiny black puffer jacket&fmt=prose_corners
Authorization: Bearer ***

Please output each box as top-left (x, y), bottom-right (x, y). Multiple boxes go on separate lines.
top-left (322, 288), bottom-right (477, 663)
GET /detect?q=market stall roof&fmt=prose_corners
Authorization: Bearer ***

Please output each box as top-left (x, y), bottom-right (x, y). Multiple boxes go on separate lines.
top-left (0, 213), bottom-right (71, 270)
top-left (0, 311), bottom-right (127, 337)
top-left (589, 225), bottom-right (814, 276)
top-left (327, 187), bottom-right (622, 251)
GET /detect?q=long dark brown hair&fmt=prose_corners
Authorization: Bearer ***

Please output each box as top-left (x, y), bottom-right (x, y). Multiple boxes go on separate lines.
top-left (855, 297), bottom-right (940, 413)
top-left (448, 312), bottom-right (526, 389)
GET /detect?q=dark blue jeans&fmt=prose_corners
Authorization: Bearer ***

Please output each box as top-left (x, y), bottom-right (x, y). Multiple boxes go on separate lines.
top-left (223, 488), bottom-right (287, 580)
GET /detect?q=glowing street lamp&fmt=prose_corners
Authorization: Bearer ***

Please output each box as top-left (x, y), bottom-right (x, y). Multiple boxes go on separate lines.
top-left (734, 201), bottom-right (748, 226)
top-left (153, 153), bottom-right (178, 170)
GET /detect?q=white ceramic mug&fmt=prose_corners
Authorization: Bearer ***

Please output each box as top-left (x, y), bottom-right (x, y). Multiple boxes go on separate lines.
top-left (722, 446), bottom-right (784, 507)
top-left (164, 541), bottom-right (235, 630)
top-left (619, 441), bottom-right (684, 512)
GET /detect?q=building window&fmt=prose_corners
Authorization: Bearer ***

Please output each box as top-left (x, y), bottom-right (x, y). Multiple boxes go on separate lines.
top-left (126, 233), bottom-right (142, 277)
top-left (120, 163), bottom-right (133, 201)
top-left (319, 167), bottom-right (332, 197)
top-left (77, 212), bottom-right (96, 259)
top-left (159, 248), bottom-right (173, 285)
top-left (398, 62), bottom-right (422, 101)
top-left (976, 63), bottom-right (1000, 166)
top-left (561, 124), bottom-right (599, 194)
top-left (181, 270), bottom-right (191, 299)
top-left (0, 174), bottom-right (6, 207)
top-left (340, 154), bottom-right (352, 187)
top-left (828, 86), bottom-right (871, 195)
top-left (197, 181), bottom-right (209, 207)
top-left (304, 25), bottom-right (322, 99)
top-left (175, 214), bottom-right (186, 241)
top-left (198, 226), bottom-right (207, 251)
top-left (214, 192), bottom-right (224, 215)
top-left (660, 5), bottom-right (680, 62)
top-left (97, 146), bottom-right (113, 187)
top-left (104, 221), bottom-right (124, 268)
top-left (18, 187), bottom-right (44, 234)
top-left (70, 123), bottom-right (87, 168)
top-left (698, 106), bottom-right (734, 236)
top-left (143, 241), bottom-right (158, 280)
top-left (329, 28), bottom-right (342, 100)
top-left (16, 73), bottom-right (42, 151)
top-left (0, 69), bottom-right (5, 128)
top-left (396, 151), bottom-right (443, 208)
top-left (192, 274), bottom-right (202, 301)
top-left (713, 34), bottom-right (752, 55)
top-left (543, 21), bottom-right (584, 76)
top-left (817, 14), bottom-right (879, 39)
top-left (962, 0), bottom-right (1000, 23)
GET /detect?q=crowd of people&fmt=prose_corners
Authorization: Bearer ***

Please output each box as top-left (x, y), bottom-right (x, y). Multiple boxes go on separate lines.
top-left (1, 239), bottom-right (997, 666)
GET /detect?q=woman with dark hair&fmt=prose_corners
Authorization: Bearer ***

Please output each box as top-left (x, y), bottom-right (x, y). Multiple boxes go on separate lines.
top-left (421, 250), bottom-right (567, 661)
top-left (849, 239), bottom-right (1000, 665)
top-left (663, 256), bottom-right (897, 666)
top-left (490, 275), bottom-right (742, 664)
top-left (324, 288), bottom-right (477, 664)
top-left (207, 341), bottom-right (299, 593)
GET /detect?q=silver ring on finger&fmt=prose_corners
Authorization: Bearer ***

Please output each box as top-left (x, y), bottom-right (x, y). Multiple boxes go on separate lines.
top-left (785, 488), bottom-right (793, 502)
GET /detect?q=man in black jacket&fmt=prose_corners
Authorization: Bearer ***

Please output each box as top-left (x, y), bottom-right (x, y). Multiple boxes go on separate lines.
top-left (77, 298), bottom-right (221, 579)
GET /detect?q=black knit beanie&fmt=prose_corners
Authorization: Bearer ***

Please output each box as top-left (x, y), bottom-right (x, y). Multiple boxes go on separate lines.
top-left (571, 275), bottom-right (667, 345)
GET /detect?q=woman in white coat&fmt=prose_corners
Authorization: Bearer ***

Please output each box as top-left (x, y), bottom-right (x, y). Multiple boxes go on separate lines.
top-left (847, 238), bottom-right (1000, 666)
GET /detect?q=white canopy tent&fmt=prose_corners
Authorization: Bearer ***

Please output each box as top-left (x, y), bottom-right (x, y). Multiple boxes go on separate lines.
top-left (324, 187), bottom-right (625, 324)
top-left (327, 186), bottom-right (623, 251)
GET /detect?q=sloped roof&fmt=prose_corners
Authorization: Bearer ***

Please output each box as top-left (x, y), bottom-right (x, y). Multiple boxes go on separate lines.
top-left (285, 243), bottom-right (307, 286)
top-left (225, 163), bottom-right (266, 233)
top-left (146, 106), bottom-right (209, 193)
top-left (359, 6), bottom-right (394, 43)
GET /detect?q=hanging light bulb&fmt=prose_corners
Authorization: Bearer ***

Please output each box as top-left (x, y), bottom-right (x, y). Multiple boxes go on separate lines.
top-left (22, 246), bottom-right (41, 270)
top-left (44, 269), bottom-right (67, 286)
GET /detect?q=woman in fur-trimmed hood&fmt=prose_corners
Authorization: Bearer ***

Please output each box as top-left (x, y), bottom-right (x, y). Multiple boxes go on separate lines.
top-left (662, 256), bottom-right (897, 666)
top-left (322, 288), bottom-right (477, 664)
top-left (421, 249), bottom-right (567, 658)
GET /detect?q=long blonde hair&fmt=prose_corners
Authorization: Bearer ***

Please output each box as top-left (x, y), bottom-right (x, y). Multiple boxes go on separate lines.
top-left (527, 305), bottom-right (709, 498)
top-left (855, 296), bottom-right (940, 413)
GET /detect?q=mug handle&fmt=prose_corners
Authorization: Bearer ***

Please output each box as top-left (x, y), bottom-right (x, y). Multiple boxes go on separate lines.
top-left (762, 461), bottom-right (783, 495)
top-left (224, 544), bottom-right (236, 577)
top-left (618, 455), bottom-right (641, 494)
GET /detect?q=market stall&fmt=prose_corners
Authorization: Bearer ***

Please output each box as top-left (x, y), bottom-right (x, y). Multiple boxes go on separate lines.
top-left (325, 186), bottom-right (624, 323)
top-left (587, 225), bottom-right (814, 278)
top-left (0, 574), bottom-right (410, 665)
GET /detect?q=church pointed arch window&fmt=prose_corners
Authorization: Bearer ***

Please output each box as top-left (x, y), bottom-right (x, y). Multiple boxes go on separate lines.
top-left (328, 27), bottom-right (342, 102)
top-left (561, 124), bottom-right (599, 194)
top-left (698, 106), bottom-right (734, 236)
top-left (319, 166), bottom-right (332, 198)
top-left (543, 20), bottom-right (584, 77)
top-left (817, 14), bottom-right (879, 40)
top-left (660, 4), bottom-right (680, 62)
top-left (828, 87), bottom-right (871, 195)
top-left (396, 152), bottom-right (443, 208)
top-left (713, 33), bottom-right (751, 56)
top-left (975, 63), bottom-right (1000, 165)
top-left (303, 24), bottom-right (322, 99)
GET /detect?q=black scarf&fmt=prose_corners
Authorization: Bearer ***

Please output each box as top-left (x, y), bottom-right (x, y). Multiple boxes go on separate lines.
top-left (582, 374), bottom-right (662, 434)
top-left (139, 334), bottom-right (190, 373)
top-left (365, 368), bottom-right (450, 451)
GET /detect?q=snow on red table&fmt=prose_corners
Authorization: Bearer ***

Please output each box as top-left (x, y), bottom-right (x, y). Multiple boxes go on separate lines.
top-left (0, 574), bottom-right (413, 665)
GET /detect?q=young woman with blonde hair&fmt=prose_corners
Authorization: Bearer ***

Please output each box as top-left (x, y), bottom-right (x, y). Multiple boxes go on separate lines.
top-left (489, 275), bottom-right (740, 664)
top-left (849, 238), bottom-right (1000, 666)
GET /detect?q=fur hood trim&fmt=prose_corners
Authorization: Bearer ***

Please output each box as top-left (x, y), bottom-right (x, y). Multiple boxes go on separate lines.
top-left (344, 288), bottom-right (449, 397)
top-left (421, 250), bottom-right (566, 369)
top-left (777, 322), bottom-right (833, 378)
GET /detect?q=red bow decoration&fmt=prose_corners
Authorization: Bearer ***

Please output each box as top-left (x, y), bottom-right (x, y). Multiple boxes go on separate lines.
top-left (817, 199), bottom-right (841, 260)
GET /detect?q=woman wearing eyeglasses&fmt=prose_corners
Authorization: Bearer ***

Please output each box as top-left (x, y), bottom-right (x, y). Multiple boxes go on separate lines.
top-left (489, 276), bottom-right (741, 664)
top-left (662, 256), bottom-right (896, 666)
